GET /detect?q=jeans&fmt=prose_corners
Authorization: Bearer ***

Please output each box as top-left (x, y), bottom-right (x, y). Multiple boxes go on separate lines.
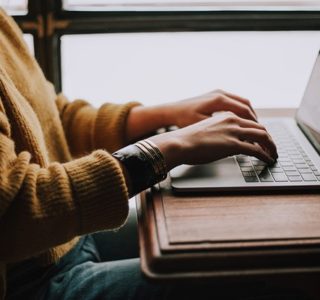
top-left (6, 207), bottom-right (310, 300)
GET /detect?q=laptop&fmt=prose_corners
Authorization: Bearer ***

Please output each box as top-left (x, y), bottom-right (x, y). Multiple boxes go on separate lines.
top-left (170, 51), bottom-right (320, 193)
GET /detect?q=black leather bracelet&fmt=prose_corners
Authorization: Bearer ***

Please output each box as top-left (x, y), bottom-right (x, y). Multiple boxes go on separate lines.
top-left (112, 144), bottom-right (158, 195)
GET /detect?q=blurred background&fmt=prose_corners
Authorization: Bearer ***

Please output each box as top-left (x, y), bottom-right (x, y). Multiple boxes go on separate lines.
top-left (2, 0), bottom-right (320, 109)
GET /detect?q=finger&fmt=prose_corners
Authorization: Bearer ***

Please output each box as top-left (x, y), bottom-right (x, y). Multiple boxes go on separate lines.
top-left (222, 91), bottom-right (257, 118)
top-left (231, 118), bottom-right (278, 158)
top-left (237, 128), bottom-right (278, 159)
top-left (236, 140), bottom-right (275, 164)
top-left (232, 116), bottom-right (266, 131)
top-left (219, 95), bottom-right (257, 122)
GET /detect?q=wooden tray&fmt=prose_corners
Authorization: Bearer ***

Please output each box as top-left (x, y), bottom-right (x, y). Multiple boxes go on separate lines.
top-left (137, 179), bottom-right (320, 281)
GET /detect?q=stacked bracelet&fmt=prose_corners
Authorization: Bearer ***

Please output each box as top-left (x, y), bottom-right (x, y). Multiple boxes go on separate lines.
top-left (135, 139), bottom-right (167, 182)
top-left (112, 139), bottom-right (167, 195)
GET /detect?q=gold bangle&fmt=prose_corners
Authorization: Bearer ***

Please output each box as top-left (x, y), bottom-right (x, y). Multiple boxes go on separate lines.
top-left (142, 139), bottom-right (167, 180)
top-left (135, 139), bottom-right (167, 182)
top-left (135, 142), bottom-right (161, 177)
top-left (144, 139), bottom-right (167, 175)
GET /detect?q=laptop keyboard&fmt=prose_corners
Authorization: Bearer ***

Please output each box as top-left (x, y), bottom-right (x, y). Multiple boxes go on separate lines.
top-left (236, 123), bottom-right (320, 183)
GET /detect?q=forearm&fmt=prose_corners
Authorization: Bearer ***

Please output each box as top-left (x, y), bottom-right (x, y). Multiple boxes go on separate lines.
top-left (56, 93), bottom-right (141, 154)
top-left (126, 104), bottom-right (174, 143)
top-left (0, 149), bottom-right (129, 262)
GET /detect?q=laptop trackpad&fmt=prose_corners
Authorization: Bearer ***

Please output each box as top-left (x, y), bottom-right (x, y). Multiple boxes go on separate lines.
top-left (170, 157), bottom-right (242, 190)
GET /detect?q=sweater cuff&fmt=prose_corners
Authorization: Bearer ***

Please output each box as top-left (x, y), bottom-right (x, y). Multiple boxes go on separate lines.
top-left (94, 101), bottom-right (141, 153)
top-left (63, 150), bottom-right (129, 234)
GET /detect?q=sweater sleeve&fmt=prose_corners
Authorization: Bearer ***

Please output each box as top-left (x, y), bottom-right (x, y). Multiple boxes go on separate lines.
top-left (55, 92), bottom-right (141, 156)
top-left (0, 103), bottom-right (130, 262)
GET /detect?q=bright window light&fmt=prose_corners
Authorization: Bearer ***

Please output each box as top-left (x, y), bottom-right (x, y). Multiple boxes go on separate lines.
top-left (23, 34), bottom-right (34, 55)
top-left (61, 31), bottom-right (320, 109)
top-left (63, 0), bottom-right (320, 11)
top-left (0, 0), bottom-right (28, 15)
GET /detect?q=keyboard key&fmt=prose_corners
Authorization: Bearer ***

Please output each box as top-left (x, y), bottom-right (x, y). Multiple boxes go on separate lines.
top-left (292, 159), bottom-right (305, 164)
top-left (301, 174), bottom-right (317, 181)
top-left (287, 151), bottom-right (299, 155)
top-left (290, 155), bottom-right (303, 159)
top-left (244, 176), bottom-right (259, 182)
top-left (298, 169), bottom-right (313, 174)
top-left (280, 162), bottom-right (295, 167)
top-left (239, 162), bottom-right (252, 167)
top-left (236, 156), bottom-right (250, 162)
top-left (288, 175), bottom-right (303, 182)
top-left (313, 171), bottom-right (320, 176)
top-left (242, 171), bottom-right (256, 177)
top-left (285, 171), bottom-right (300, 176)
top-left (295, 163), bottom-right (308, 169)
top-left (241, 167), bottom-right (254, 172)
top-left (311, 166), bottom-right (318, 171)
top-left (269, 167), bottom-right (283, 173)
top-left (272, 173), bottom-right (288, 182)
top-left (279, 158), bottom-right (291, 163)
top-left (282, 166), bottom-right (297, 171)
top-left (277, 151), bottom-right (287, 156)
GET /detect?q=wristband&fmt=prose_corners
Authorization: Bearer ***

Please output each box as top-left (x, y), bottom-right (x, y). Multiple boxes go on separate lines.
top-left (112, 141), bottom-right (167, 195)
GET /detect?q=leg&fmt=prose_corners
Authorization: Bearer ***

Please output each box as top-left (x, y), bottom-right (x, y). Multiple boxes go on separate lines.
top-left (36, 234), bottom-right (168, 300)
top-left (92, 204), bottom-right (139, 261)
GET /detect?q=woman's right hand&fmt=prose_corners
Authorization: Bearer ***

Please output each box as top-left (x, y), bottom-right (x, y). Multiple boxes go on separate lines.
top-left (148, 111), bottom-right (278, 171)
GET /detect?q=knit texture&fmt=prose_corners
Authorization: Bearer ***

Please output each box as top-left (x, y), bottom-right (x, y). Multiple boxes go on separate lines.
top-left (0, 8), bottom-right (140, 299)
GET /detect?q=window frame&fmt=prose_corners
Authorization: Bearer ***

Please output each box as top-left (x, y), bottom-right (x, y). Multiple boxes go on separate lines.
top-left (11, 0), bottom-right (320, 92)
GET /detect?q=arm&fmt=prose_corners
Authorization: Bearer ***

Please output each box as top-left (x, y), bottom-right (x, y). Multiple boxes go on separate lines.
top-left (122, 90), bottom-right (277, 194)
top-left (126, 90), bottom-right (258, 142)
top-left (55, 93), bottom-right (141, 156)
top-left (114, 110), bottom-right (278, 198)
top-left (0, 103), bottom-right (129, 262)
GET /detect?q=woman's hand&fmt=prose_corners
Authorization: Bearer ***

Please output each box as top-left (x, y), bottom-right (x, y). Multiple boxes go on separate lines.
top-left (165, 89), bottom-right (257, 128)
top-left (148, 112), bottom-right (278, 171)
top-left (126, 90), bottom-right (257, 143)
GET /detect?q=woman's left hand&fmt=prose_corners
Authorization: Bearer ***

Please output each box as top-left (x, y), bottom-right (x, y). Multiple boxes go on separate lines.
top-left (126, 89), bottom-right (257, 143)
top-left (166, 89), bottom-right (257, 128)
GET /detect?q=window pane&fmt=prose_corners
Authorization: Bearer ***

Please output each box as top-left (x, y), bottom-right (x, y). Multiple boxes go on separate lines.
top-left (23, 34), bottom-right (34, 55)
top-left (63, 0), bottom-right (320, 11)
top-left (0, 0), bottom-right (28, 15)
top-left (61, 31), bottom-right (320, 109)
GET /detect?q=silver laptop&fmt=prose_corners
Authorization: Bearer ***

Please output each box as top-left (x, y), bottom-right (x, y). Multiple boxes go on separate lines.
top-left (170, 51), bottom-right (320, 193)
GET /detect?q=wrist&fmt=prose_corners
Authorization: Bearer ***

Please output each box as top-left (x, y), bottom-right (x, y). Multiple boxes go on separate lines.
top-left (126, 104), bottom-right (176, 143)
top-left (148, 131), bottom-right (184, 171)
top-left (112, 141), bottom-right (167, 196)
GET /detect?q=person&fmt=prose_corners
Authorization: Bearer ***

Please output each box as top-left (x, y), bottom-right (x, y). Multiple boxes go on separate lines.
top-left (2, 6), bottom-right (306, 300)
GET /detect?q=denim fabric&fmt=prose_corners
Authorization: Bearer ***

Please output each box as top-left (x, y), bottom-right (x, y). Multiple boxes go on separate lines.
top-left (6, 209), bottom-right (311, 300)
top-left (37, 235), bottom-right (168, 300)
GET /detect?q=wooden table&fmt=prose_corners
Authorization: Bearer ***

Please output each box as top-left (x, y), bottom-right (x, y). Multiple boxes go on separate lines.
top-left (136, 108), bottom-right (320, 298)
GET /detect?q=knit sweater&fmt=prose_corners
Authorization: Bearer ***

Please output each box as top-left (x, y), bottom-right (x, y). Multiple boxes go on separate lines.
top-left (0, 8), bottom-right (140, 299)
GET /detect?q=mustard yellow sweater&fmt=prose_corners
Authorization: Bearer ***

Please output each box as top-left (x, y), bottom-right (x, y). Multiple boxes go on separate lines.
top-left (0, 8), bottom-right (140, 298)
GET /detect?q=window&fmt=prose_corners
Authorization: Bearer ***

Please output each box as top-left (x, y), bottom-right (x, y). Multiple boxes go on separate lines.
top-left (23, 33), bottom-right (34, 54)
top-left (4, 0), bottom-right (320, 108)
top-left (0, 0), bottom-right (28, 15)
top-left (62, 31), bottom-right (320, 108)
top-left (63, 0), bottom-right (320, 11)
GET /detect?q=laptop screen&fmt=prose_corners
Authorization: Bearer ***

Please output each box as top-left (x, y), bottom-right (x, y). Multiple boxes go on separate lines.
top-left (296, 52), bottom-right (320, 154)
